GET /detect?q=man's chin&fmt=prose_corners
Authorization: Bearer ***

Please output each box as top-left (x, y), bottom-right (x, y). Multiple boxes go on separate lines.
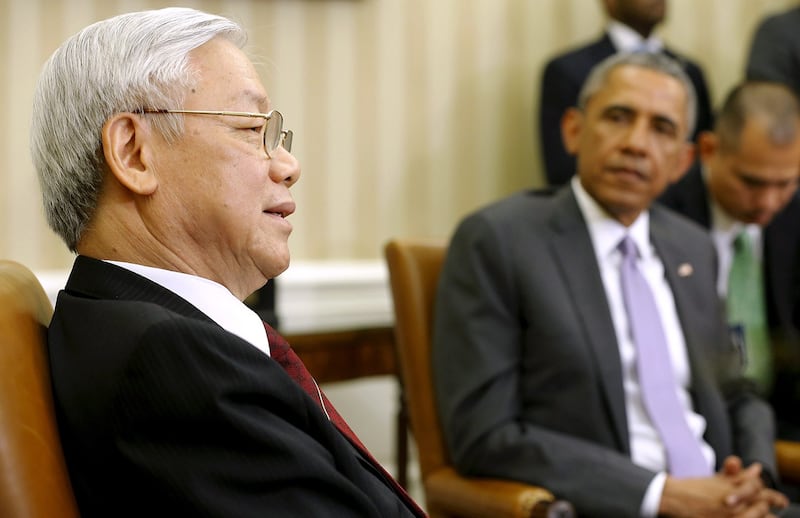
top-left (744, 212), bottom-right (773, 227)
top-left (262, 250), bottom-right (291, 279)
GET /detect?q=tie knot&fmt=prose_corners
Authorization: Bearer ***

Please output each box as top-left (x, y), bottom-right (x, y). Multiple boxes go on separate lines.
top-left (733, 230), bottom-right (752, 252)
top-left (618, 235), bottom-right (638, 259)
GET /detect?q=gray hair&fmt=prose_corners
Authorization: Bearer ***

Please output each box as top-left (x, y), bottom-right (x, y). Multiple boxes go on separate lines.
top-left (30, 7), bottom-right (247, 252)
top-left (576, 51), bottom-right (697, 139)
top-left (714, 81), bottom-right (800, 153)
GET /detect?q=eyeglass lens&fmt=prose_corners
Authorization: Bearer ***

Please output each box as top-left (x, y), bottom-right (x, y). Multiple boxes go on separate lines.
top-left (265, 111), bottom-right (282, 155)
top-left (281, 131), bottom-right (293, 153)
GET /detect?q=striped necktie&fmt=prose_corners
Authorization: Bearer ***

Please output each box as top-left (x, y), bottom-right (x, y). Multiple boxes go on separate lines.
top-left (727, 231), bottom-right (772, 392)
top-left (618, 236), bottom-right (711, 477)
top-left (263, 323), bottom-right (426, 517)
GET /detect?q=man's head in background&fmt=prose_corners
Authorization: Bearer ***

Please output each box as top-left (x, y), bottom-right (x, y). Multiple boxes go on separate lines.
top-left (700, 81), bottom-right (800, 227)
top-left (561, 51), bottom-right (695, 226)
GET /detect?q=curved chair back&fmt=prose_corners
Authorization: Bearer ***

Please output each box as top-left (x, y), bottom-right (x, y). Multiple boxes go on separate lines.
top-left (385, 239), bottom-right (573, 518)
top-left (0, 260), bottom-right (79, 518)
top-left (385, 239), bottom-right (448, 477)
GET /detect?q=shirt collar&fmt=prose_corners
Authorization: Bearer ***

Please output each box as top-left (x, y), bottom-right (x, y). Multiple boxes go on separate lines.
top-left (106, 261), bottom-right (270, 357)
top-left (571, 175), bottom-right (652, 261)
top-left (702, 165), bottom-right (761, 243)
top-left (607, 20), bottom-right (664, 53)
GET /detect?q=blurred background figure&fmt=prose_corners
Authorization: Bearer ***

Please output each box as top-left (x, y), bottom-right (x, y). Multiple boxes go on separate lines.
top-left (747, 6), bottom-right (800, 96)
top-left (436, 52), bottom-right (788, 517)
top-left (538, 0), bottom-right (713, 186)
top-left (660, 80), bottom-right (800, 442)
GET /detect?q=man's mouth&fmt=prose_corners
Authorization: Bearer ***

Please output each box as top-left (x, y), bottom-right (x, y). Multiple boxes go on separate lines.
top-left (609, 166), bottom-right (645, 179)
top-left (263, 201), bottom-right (296, 218)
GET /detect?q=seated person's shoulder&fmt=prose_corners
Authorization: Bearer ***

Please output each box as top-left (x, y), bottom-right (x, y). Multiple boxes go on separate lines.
top-left (49, 293), bottom-right (261, 393)
top-left (451, 188), bottom-right (566, 252)
top-left (464, 187), bottom-right (561, 222)
top-left (652, 202), bottom-right (715, 247)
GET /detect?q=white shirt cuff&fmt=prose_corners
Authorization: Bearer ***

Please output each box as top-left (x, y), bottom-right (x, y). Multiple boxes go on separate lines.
top-left (640, 472), bottom-right (667, 517)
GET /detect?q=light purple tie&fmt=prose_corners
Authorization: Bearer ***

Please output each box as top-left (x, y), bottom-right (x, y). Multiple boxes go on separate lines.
top-left (618, 236), bottom-right (711, 478)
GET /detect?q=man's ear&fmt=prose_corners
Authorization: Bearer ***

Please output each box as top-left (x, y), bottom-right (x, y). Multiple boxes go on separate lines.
top-left (101, 113), bottom-right (158, 195)
top-left (696, 130), bottom-right (719, 164)
top-left (560, 107), bottom-right (583, 156)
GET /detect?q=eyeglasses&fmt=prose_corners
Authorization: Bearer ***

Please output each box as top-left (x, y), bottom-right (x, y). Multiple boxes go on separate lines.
top-left (141, 109), bottom-right (293, 158)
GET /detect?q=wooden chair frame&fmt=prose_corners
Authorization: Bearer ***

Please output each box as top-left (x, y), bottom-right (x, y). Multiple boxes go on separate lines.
top-left (385, 239), bottom-right (574, 518)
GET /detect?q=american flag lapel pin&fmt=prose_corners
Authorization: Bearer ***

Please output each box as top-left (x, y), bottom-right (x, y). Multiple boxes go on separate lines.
top-left (677, 263), bottom-right (693, 277)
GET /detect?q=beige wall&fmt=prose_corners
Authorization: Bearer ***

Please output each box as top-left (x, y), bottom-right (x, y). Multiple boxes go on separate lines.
top-left (1, 0), bottom-right (796, 270)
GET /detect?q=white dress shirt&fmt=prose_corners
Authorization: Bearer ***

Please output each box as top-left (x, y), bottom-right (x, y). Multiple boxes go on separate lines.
top-left (106, 261), bottom-right (270, 357)
top-left (707, 196), bottom-right (763, 298)
top-left (607, 20), bottom-right (664, 54)
top-left (572, 178), bottom-right (715, 517)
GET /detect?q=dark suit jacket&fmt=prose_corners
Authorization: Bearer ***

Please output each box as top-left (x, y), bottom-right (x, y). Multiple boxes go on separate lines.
top-left (660, 168), bottom-right (800, 434)
top-left (432, 186), bottom-right (776, 517)
top-left (48, 256), bottom-right (421, 518)
top-left (538, 33), bottom-right (713, 186)
top-left (746, 7), bottom-right (800, 96)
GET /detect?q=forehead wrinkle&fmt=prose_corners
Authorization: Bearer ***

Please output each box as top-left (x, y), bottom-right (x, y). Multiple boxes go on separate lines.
top-left (243, 89), bottom-right (271, 111)
top-left (601, 67), bottom-right (688, 127)
top-left (218, 88), bottom-right (270, 112)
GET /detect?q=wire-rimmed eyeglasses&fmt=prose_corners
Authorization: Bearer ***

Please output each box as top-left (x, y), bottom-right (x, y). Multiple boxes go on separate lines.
top-left (141, 109), bottom-right (293, 158)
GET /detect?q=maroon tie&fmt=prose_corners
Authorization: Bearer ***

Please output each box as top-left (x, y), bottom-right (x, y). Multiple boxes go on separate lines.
top-left (264, 323), bottom-right (425, 517)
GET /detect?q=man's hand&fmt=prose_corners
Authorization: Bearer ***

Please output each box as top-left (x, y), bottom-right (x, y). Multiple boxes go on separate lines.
top-left (719, 456), bottom-right (788, 512)
top-left (657, 456), bottom-right (788, 518)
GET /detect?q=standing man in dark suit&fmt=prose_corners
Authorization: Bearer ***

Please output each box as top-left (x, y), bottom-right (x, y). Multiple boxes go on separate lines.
top-left (660, 81), bottom-right (800, 441)
top-left (434, 51), bottom-right (789, 516)
top-left (746, 6), bottom-right (800, 96)
top-left (29, 8), bottom-right (425, 518)
top-left (538, 0), bottom-right (713, 186)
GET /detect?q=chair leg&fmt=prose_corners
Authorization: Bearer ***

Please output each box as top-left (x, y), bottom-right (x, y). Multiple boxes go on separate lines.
top-left (395, 387), bottom-right (409, 488)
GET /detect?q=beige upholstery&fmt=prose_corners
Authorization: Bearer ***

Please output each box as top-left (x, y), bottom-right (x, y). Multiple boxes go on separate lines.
top-left (384, 239), bottom-right (574, 518)
top-left (0, 260), bottom-right (79, 518)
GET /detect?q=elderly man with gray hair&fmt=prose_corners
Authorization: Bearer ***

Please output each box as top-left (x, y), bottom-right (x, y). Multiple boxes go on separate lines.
top-left (30, 7), bottom-right (424, 518)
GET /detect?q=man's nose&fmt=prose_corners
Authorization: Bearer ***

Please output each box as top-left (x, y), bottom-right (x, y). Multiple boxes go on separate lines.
top-left (621, 119), bottom-right (649, 154)
top-left (270, 147), bottom-right (301, 187)
top-left (755, 187), bottom-right (783, 213)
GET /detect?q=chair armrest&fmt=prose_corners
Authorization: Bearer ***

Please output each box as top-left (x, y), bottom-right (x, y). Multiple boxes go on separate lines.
top-left (776, 440), bottom-right (800, 487)
top-left (425, 467), bottom-right (575, 518)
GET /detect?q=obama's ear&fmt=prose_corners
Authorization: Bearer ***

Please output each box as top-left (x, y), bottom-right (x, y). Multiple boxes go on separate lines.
top-left (561, 107), bottom-right (584, 156)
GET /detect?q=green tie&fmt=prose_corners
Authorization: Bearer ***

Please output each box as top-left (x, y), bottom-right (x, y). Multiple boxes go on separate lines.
top-left (727, 231), bottom-right (772, 392)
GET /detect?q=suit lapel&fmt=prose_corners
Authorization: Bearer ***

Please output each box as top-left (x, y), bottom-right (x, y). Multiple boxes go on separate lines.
top-left (548, 188), bottom-right (630, 452)
top-left (651, 209), bottom-right (705, 378)
top-left (594, 33), bottom-right (617, 60)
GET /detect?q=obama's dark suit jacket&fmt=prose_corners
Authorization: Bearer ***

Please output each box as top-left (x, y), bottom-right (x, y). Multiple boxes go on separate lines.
top-left (433, 185), bottom-right (775, 517)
